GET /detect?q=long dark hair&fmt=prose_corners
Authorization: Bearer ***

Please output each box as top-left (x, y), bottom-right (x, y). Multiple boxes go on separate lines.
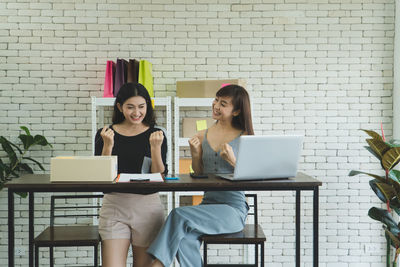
top-left (216, 84), bottom-right (254, 135)
top-left (112, 83), bottom-right (155, 127)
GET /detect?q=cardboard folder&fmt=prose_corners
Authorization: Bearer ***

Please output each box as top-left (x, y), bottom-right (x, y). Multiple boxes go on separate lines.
top-left (50, 156), bottom-right (118, 182)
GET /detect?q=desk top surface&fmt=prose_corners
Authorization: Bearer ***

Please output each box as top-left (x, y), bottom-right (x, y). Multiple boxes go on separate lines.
top-left (5, 172), bottom-right (321, 193)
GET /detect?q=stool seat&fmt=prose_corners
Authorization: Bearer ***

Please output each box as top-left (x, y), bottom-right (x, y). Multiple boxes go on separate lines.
top-left (34, 226), bottom-right (100, 246)
top-left (33, 194), bottom-right (103, 267)
top-left (202, 194), bottom-right (266, 267)
top-left (202, 224), bottom-right (266, 244)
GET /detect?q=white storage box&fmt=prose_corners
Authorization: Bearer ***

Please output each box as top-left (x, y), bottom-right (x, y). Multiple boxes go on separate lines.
top-left (50, 156), bottom-right (118, 182)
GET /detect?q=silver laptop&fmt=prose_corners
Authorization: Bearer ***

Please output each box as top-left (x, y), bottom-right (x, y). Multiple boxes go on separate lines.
top-left (218, 135), bottom-right (303, 181)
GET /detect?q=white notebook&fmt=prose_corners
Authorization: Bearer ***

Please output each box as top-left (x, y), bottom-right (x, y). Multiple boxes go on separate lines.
top-left (116, 173), bottom-right (163, 183)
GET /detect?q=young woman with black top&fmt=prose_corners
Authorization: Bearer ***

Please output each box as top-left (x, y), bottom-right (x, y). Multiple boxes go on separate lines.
top-left (95, 83), bottom-right (168, 267)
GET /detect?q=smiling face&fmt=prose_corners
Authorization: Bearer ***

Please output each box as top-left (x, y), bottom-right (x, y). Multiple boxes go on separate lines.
top-left (117, 96), bottom-right (147, 125)
top-left (212, 96), bottom-right (240, 122)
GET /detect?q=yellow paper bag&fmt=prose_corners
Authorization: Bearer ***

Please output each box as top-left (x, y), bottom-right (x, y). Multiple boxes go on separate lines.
top-left (138, 60), bottom-right (154, 98)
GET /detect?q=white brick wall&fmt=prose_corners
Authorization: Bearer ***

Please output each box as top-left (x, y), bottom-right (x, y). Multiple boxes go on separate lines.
top-left (0, 0), bottom-right (395, 266)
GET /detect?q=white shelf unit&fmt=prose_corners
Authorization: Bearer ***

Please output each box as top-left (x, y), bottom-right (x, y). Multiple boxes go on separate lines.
top-left (173, 97), bottom-right (214, 207)
top-left (91, 96), bottom-right (173, 213)
top-left (173, 97), bottom-right (214, 173)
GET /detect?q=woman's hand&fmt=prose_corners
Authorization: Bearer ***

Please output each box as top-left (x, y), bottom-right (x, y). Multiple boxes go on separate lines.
top-left (150, 130), bottom-right (164, 149)
top-left (100, 126), bottom-right (114, 148)
top-left (189, 135), bottom-right (203, 174)
top-left (220, 143), bottom-right (236, 167)
top-left (150, 131), bottom-right (165, 173)
top-left (189, 135), bottom-right (202, 158)
top-left (100, 126), bottom-right (114, 155)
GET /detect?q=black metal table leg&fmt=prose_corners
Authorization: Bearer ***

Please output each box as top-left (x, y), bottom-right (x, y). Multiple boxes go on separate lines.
top-left (261, 242), bottom-right (264, 267)
top-left (313, 187), bottom-right (319, 267)
top-left (29, 192), bottom-right (34, 267)
top-left (204, 242), bottom-right (208, 267)
top-left (94, 244), bottom-right (98, 267)
top-left (35, 245), bottom-right (39, 267)
top-left (296, 189), bottom-right (301, 267)
top-left (8, 189), bottom-right (15, 267)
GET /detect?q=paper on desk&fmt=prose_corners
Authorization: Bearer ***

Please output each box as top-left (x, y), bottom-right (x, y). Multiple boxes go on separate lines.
top-left (116, 173), bottom-right (164, 183)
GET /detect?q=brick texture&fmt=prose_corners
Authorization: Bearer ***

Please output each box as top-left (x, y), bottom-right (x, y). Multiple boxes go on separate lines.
top-left (0, 0), bottom-right (394, 266)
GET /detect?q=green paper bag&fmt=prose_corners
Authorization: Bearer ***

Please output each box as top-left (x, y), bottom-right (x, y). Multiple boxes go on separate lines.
top-left (138, 60), bottom-right (154, 98)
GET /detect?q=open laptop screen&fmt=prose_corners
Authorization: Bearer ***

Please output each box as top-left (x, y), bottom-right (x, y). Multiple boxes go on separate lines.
top-left (219, 135), bottom-right (303, 181)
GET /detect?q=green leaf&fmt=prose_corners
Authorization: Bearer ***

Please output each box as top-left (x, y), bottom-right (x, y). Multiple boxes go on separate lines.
top-left (15, 192), bottom-right (28, 198)
top-left (366, 138), bottom-right (391, 160)
top-left (22, 157), bottom-right (45, 171)
top-left (389, 179), bottom-right (400, 200)
top-left (382, 147), bottom-right (400, 171)
top-left (349, 170), bottom-right (386, 183)
top-left (0, 159), bottom-right (5, 181)
top-left (389, 170), bottom-right (400, 183)
top-left (6, 169), bottom-right (19, 179)
top-left (19, 163), bottom-right (33, 174)
top-left (362, 129), bottom-right (383, 141)
top-left (387, 139), bottom-right (400, 148)
top-left (385, 227), bottom-right (400, 253)
top-left (13, 163), bottom-right (20, 173)
top-left (33, 135), bottom-right (52, 148)
top-left (375, 181), bottom-right (397, 202)
top-left (0, 136), bottom-right (18, 166)
top-left (18, 134), bottom-right (34, 150)
top-left (369, 207), bottom-right (400, 235)
top-left (368, 180), bottom-right (400, 214)
top-left (365, 146), bottom-right (381, 160)
top-left (7, 140), bottom-right (22, 155)
top-left (20, 126), bottom-right (30, 136)
top-left (370, 179), bottom-right (388, 203)
top-left (0, 159), bottom-right (12, 179)
top-left (389, 198), bottom-right (400, 216)
top-left (385, 228), bottom-right (400, 249)
top-left (0, 126), bottom-right (51, 197)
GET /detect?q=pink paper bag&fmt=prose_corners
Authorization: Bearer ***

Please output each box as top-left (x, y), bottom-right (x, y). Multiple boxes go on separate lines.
top-left (103, 60), bottom-right (115, 98)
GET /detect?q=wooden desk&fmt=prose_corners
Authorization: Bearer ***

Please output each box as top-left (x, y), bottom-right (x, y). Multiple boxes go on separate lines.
top-left (6, 172), bottom-right (322, 267)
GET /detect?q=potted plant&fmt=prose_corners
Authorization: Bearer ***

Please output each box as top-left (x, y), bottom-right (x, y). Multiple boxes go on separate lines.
top-left (349, 129), bottom-right (400, 267)
top-left (0, 126), bottom-right (52, 195)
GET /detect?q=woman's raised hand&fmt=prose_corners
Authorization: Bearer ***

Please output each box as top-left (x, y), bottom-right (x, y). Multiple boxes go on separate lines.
top-left (220, 143), bottom-right (236, 167)
top-left (189, 135), bottom-right (202, 158)
top-left (100, 126), bottom-right (115, 149)
top-left (150, 130), bottom-right (164, 148)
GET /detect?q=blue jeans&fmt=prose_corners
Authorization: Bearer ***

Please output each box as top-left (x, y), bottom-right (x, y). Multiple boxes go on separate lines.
top-left (147, 204), bottom-right (247, 267)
